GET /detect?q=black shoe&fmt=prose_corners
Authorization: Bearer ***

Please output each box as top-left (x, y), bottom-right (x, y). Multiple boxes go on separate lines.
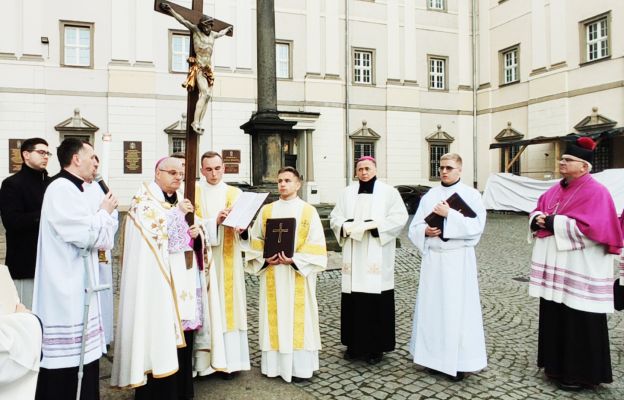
top-left (367, 353), bottom-right (383, 365)
top-left (448, 372), bottom-right (465, 382)
top-left (556, 380), bottom-right (584, 392)
top-left (221, 372), bottom-right (237, 380)
top-left (292, 376), bottom-right (308, 383)
top-left (343, 350), bottom-right (356, 360)
top-left (424, 367), bottom-right (441, 375)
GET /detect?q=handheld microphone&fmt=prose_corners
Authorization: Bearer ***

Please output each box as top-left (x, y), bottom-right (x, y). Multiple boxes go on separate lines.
top-left (95, 174), bottom-right (110, 194)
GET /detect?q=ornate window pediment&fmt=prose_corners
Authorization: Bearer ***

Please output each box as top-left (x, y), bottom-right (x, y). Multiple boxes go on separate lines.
top-left (574, 107), bottom-right (616, 133)
top-left (55, 108), bottom-right (98, 142)
top-left (164, 113), bottom-right (187, 154)
top-left (495, 122), bottom-right (524, 142)
top-left (425, 124), bottom-right (454, 144)
top-left (349, 120), bottom-right (380, 141)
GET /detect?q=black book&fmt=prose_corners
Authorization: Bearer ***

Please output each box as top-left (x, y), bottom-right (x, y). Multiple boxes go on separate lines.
top-left (263, 218), bottom-right (296, 258)
top-left (424, 192), bottom-right (476, 239)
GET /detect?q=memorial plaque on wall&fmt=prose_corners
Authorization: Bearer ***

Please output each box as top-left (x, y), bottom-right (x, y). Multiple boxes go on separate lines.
top-left (224, 163), bottom-right (239, 174)
top-left (123, 141), bottom-right (142, 174)
top-left (8, 139), bottom-right (23, 173)
top-left (222, 149), bottom-right (241, 164)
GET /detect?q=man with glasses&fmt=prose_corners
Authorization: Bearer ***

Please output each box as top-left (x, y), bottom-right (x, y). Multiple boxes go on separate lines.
top-left (0, 138), bottom-right (52, 308)
top-left (112, 157), bottom-right (209, 400)
top-left (408, 152), bottom-right (487, 382)
top-left (529, 137), bottom-right (622, 391)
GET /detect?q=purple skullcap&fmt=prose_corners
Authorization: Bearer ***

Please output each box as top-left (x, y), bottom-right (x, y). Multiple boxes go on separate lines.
top-left (155, 156), bottom-right (169, 171)
top-left (356, 156), bottom-right (376, 165)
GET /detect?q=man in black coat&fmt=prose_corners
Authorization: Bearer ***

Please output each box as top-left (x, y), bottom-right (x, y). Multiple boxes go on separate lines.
top-left (0, 137), bottom-right (51, 308)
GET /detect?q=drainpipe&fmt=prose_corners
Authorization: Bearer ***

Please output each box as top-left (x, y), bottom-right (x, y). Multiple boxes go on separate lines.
top-left (471, 0), bottom-right (478, 189)
top-left (344, 0), bottom-right (351, 186)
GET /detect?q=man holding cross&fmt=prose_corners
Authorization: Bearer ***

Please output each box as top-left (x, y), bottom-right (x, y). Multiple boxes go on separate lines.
top-left (244, 167), bottom-right (327, 383)
top-left (160, 2), bottom-right (232, 134)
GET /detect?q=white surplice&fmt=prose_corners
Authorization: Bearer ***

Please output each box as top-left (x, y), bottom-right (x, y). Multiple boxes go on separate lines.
top-left (0, 312), bottom-right (42, 400)
top-left (245, 197), bottom-right (327, 382)
top-left (84, 182), bottom-right (119, 345)
top-left (330, 180), bottom-right (408, 294)
top-left (33, 176), bottom-right (116, 369)
top-left (194, 180), bottom-right (250, 375)
top-left (408, 181), bottom-right (487, 376)
top-left (111, 182), bottom-right (189, 388)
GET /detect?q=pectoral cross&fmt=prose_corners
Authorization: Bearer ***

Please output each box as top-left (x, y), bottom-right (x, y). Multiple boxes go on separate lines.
top-left (272, 223), bottom-right (289, 244)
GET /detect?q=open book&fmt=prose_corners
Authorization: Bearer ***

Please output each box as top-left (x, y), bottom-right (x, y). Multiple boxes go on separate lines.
top-left (222, 192), bottom-right (270, 229)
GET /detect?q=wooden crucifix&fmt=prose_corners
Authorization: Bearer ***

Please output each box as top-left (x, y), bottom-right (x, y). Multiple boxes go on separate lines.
top-left (154, 0), bottom-right (233, 226)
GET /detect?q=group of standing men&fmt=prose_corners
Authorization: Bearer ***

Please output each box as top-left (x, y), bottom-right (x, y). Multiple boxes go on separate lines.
top-left (1, 134), bottom-right (622, 399)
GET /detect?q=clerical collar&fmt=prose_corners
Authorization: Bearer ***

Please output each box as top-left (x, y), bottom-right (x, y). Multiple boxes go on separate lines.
top-left (58, 169), bottom-right (85, 192)
top-left (358, 176), bottom-right (377, 194)
top-left (163, 191), bottom-right (178, 205)
top-left (441, 178), bottom-right (460, 187)
top-left (21, 163), bottom-right (48, 180)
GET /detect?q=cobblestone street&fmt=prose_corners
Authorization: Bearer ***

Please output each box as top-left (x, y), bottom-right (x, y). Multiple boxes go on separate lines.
top-left (3, 213), bottom-right (623, 399)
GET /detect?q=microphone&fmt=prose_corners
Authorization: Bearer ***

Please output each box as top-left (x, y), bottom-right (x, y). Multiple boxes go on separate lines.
top-left (95, 174), bottom-right (110, 194)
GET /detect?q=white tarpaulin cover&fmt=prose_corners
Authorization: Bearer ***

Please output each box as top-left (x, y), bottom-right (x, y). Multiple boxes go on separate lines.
top-left (482, 170), bottom-right (624, 213)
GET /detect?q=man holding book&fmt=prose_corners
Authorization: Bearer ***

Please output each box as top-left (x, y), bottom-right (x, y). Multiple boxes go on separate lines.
top-left (407, 152), bottom-right (487, 381)
top-left (194, 151), bottom-right (251, 377)
top-left (245, 167), bottom-right (327, 383)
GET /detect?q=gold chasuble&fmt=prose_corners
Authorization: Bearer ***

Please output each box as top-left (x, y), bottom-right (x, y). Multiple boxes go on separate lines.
top-left (245, 196), bottom-right (327, 382)
top-left (194, 181), bottom-right (251, 375)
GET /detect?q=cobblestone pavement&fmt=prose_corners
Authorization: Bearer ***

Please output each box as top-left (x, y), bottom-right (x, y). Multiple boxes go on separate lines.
top-left (3, 213), bottom-right (624, 399)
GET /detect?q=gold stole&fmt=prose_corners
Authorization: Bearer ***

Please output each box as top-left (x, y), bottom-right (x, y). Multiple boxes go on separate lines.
top-left (195, 184), bottom-right (240, 332)
top-left (260, 203), bottom-right (316, 351)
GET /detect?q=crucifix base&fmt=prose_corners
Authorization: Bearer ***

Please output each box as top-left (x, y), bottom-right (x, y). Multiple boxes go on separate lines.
top-left (240, 110), bottom-right (296, 186)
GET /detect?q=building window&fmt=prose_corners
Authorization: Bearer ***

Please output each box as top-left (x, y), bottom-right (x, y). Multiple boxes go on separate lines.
top-left (429, 144), bottom-right (448, 179)
top-left (60, 21), bottom-right (94, 68)
top-left (428, 56), bottom-right (447, 90)
top-left (592, 139), bottom-right (611, 173)
top-left (353, 141), bottom-right (375, 172)
top-left (170, 31), bottom-right (190, 73)
top-left (353, 49), bottom-right (374, 85)
top-left (580, 12), bottom-right (611, 64)
top-left (501, 46), bottom-right (519, 84)
top-left (500, 144), bottom-right (521, 175)
top-left (276, 41), bottom-right (292, 79)
top-left (170, 136), bottom-right (186, 154)
top-left (428, 0), bottom-right (446, 11)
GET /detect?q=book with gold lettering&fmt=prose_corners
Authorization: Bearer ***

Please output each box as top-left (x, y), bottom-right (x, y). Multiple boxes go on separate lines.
top-left (263, 218), bottom-right (296, 258)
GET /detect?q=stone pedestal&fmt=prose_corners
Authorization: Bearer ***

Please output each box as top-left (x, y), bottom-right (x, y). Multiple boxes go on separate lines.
top-left (240, 110), bottom-right (296, 185)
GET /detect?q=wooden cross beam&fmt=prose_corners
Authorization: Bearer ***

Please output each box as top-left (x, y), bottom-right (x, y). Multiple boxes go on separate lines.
top-left (154, 0), bottom-right (232, 227)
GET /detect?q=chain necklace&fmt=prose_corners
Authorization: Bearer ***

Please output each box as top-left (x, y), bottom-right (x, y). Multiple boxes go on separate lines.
top-left (545, 178), bottom-right (589, 214)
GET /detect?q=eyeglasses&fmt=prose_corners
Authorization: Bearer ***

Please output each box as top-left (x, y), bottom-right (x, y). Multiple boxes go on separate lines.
top-left (438, 166), bottom-right (458, 171)
top-left (30, 149), bottom-right (53, 157)
top-left (158, 169), bottom-right (184, 177)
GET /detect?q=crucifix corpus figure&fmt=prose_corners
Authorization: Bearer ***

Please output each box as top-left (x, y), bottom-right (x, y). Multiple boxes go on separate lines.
top-left (161, 2), bottom-right (232, 134)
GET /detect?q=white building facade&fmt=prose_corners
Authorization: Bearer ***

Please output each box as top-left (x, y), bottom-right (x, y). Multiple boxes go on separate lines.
top-left (1, 0), bottom-right (622, 205)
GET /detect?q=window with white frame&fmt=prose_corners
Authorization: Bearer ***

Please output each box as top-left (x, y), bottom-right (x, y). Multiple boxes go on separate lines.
top-left (586, 17), bottom-right (609, 62)
top-left (170, 32), bottom-right (190, 73)
top-left (429, 144), bottom-right (448, 179)
top-left (61, 22), bottom-right (93, 67)
top-left (353, 141), bottom-right (375, 173)
top-left (353, 49), bottom-right (373, 85)
top-left (428, 0), bottom-right (445, 11)
top-left (170, 136), bottom-right (186, 154)
top-left (276, 41), bottom-right (291, 79)
top-left (502, 46), bottom-right (519, 84)
top-left (428, 56), bottom-right (446, 90)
